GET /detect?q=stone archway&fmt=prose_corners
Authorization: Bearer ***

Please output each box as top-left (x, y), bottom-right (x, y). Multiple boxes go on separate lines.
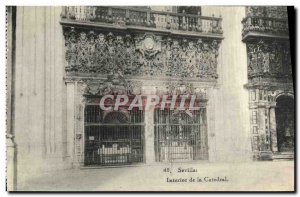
top-left (275, 95), bottom-right (294, 152)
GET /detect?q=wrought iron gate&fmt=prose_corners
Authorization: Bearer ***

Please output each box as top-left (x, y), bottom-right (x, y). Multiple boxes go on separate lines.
top-left (154, 108), bottom-right (208, 162)
top-left (84, 105), bottom-right (144, 166)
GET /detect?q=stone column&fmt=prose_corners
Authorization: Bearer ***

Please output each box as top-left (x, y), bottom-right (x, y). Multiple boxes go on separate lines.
top-left (74, 82), bottom-right (85, 167)
top-left (6, 6), bottom-right (17, 191)
top-left (66, 82), bottom-right (76, 166)
top-left (258, 106), bottom-right (266, 150)
top-left (144, 109), bottom-right (156, 164)
top-left (13, 7), bottom-right (67, 188)
top-left (206, 88), bottom-right (216, 162)
top-left (257, 104), bottom-right (272, 159)
top-left (143, 86), bottom-right (156, 164)
top-left (6, 135), bottom-right (16, 191)
top-left (269, 106), bottom-right (278, 152)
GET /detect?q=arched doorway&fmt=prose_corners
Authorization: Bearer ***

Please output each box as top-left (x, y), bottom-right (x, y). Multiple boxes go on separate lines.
top-left (275, 95), bottom-right (294, 152)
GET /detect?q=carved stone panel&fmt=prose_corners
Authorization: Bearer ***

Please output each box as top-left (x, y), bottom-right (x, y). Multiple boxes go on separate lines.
top-left (83, 71), bottom-right (143, 96)
top-left (63, 27), bottom-right (221, 80)
top-left (246, 39), bottom-right (292, 80)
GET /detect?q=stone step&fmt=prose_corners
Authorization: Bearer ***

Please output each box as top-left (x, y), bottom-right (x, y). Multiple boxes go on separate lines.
top-left (272, 152), bottom-right (294, 160)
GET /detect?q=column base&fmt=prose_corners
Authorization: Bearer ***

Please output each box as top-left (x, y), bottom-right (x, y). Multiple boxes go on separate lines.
top-left (257, 151), bottom-right (273, 161)
top-left (6, 136), bottom-right (17, 191)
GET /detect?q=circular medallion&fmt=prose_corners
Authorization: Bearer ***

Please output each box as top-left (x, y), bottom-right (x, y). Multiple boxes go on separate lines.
top-left (144, 37), bottom-right (155, 50)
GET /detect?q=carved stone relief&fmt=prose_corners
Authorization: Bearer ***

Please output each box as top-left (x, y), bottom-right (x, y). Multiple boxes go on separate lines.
top-left (83, 71), bottom-right (143, 96)
top-left (247, 39), bottom-right (292, 79)
top-left (63, 27), bottom-right (221, 80)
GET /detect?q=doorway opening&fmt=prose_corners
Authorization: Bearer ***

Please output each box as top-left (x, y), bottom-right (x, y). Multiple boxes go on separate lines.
top-left (275, 95), bottom-right (294, 152)
top-left (154, 108), bottom-right (208, 162)
top-left (84, 105), bottom-right (144, 166)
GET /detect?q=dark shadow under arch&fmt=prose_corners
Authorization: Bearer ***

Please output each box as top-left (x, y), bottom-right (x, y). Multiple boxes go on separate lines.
top-left (275, 95), bottom-right (294, 152)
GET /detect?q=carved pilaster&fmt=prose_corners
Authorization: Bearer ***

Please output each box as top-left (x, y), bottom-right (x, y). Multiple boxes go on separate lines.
top-left (269, 105), bottom-right (278, 152)
top-left (66, 82), bottom-right (75, 165)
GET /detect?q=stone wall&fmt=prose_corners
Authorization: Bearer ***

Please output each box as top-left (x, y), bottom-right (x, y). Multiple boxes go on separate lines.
top-left (202, 7), bottom-right (252, 161)
top-left (13, 7), bottom-right (69, 188)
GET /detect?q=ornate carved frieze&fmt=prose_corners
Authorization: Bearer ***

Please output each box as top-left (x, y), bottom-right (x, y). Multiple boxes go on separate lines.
top-left (246, 39), bottom-right (292, 80)
top-left (83, 71), bottom-right (143, 96)
top-left (248, 87), bottom-right (293, 106)
top-left (63, 27), bottom-right (221, 80)
top-left (82, 72), bottom-right (208, 101)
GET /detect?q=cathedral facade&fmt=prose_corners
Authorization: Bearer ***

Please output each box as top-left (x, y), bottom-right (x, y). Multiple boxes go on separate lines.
top-left (6, 6), bottom-right (294, 190)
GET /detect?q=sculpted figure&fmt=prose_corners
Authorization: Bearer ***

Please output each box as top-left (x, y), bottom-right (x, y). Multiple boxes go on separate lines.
top-left (124, 34), bottom-right (135, 74)
top-left (180, 39), bottom-right (188, 62)
top-left (87, 31), bottom-right (97, 72)
top-left (196, 39), bottom-right (204, 77)
top-left (65, 28), bottom-right (78, 71)
top-left (115, 36), bottom-right (125, 70)
top-left (257, 40), bottom-right (270, 73)
top-left (186, 41), bottom-right (196, 77)
top-left (171, 41), bottom-right (181, 77)
top-left (96, 33), bottom-right (106, 49)
top-left (165, 38), bottom-right (173, 76)
top-left (106, 32), bottom-right (115, 54)
top-left (202, 42), bottom-right (211, 77)
top-left (180, 39), bottom-right (188, 77)
top-left (247, 44), bottom-right (257, 74)
top-left (106, 32), bottom-right (116, 71)
top-left (95, 33), bottom-right (107, 71)
top-left (210, 40), bottom-right (219, 78)
top-left (269, 41), bottom-right (282, 74)
top-left (77, 32), bottom-right (89, 69)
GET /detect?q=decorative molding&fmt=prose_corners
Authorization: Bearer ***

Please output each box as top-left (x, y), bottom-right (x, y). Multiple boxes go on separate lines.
top-left (83, 71), bottom-right (143, 96)
top-left (155, 79), bottom-right (208, 100)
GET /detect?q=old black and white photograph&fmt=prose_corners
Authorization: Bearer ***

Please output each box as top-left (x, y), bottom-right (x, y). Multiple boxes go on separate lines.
top-left (5, 4), bottom-right (296, 192)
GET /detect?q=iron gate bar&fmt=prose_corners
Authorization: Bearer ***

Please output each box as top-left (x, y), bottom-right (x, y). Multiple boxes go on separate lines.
top-left (154, 108), bottom-right (208, 162)
top-left (84, 105), bottom-right (144, 166)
